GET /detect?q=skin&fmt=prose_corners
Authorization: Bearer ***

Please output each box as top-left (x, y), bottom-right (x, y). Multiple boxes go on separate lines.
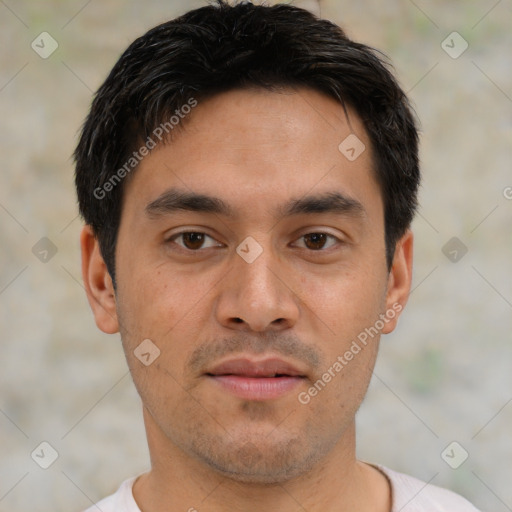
top-left (81, 86), bottom-right (413, 512)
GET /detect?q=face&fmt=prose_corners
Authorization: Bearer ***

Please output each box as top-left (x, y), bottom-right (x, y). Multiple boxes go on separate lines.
top-left (82, 87), bottom-right (412, 484)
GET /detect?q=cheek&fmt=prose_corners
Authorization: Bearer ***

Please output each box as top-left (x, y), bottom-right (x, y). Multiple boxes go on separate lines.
top-left (297, 347), bottom-right (378, 439)
top-left (116, 261), bottom-right (191, 334)
top-left (116, 264), bottom-right (217, 383)
top-left (297, 264), bottom-right (387, 342)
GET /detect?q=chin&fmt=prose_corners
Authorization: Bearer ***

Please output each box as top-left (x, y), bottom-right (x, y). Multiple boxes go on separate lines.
top-left (189, 434), bottom-right (325, 485)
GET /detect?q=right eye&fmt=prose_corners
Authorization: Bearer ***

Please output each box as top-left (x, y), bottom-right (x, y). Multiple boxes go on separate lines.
top-left (167, 231), bottom-right (223, 252)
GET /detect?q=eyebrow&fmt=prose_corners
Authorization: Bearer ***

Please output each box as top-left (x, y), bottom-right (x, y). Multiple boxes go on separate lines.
top-left (145, 187), bottom-right (366, 220)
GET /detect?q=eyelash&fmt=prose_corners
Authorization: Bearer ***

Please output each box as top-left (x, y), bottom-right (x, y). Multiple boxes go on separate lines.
top-left (167, 231), bottom-right (342, 252)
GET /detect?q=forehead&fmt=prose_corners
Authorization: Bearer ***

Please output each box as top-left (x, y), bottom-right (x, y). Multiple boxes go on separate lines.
top-left (122, 87), bottom-right (382, 224)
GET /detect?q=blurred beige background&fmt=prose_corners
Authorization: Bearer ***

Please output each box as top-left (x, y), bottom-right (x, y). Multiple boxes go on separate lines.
top-left (0, 1), bottom-right (511, 511)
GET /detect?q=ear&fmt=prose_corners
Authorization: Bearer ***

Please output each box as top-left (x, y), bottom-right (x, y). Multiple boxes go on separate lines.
top-left (381, 229), bottom-right (413, 335)
top-left (80, 225), bottom-right (119, 334)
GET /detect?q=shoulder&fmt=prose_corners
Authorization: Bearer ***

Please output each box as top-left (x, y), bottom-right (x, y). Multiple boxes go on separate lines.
top-left (375, 465), bottom-right (481, 512)
top-left (82, 476), bottom-right (140, 512)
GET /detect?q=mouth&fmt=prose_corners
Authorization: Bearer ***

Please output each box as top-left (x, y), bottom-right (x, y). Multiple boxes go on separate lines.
top-left (205, 357), bottom-right (307, 401)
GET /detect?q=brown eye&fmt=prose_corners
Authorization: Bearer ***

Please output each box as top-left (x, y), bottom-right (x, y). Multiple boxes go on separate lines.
top-left (170, 232), bottom-right (220, 251)
top-left (296, 232), bottom-right (339, 251)
top-left (303, 233), bottom-right (327, 250)
top-left (181, 232), bottom-right (205, 250)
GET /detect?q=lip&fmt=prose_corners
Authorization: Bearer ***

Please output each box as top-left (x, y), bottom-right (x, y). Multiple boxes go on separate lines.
top-left (207, 357), bottom-right (305, 378)
top-left (206, 357), bottom-right (306, 401)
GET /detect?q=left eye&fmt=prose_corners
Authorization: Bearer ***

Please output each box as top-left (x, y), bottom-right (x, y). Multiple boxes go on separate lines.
top-left (294, 233), bottom-right (340, 251)
top-left (169, 232), bottom-right (221, 251)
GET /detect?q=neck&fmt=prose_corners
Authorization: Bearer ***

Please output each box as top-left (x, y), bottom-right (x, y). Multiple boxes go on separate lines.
top-left (133, 407), bottom-right (390, 512)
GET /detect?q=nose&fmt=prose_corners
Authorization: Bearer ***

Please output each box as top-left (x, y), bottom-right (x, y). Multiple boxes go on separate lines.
top-left (214, 242), bottom-right (300, 333)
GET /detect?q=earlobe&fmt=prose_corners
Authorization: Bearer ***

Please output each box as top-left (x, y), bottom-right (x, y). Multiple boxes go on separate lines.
top-left (80, 225), bottom-right (119, 334)
top-left (381, 230), bottom-right (414, 335)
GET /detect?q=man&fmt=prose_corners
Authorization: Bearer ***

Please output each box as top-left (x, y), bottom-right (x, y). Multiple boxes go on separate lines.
top-left (75, 1), bottom-right (480, 510)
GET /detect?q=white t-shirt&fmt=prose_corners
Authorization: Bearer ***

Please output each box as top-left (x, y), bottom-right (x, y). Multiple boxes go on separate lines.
top-left (83, 464), bottom-right (480, 511)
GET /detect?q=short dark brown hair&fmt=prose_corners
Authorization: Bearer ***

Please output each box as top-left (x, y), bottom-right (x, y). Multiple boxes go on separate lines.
top-left (74, 0), bottom-right (420, 284)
